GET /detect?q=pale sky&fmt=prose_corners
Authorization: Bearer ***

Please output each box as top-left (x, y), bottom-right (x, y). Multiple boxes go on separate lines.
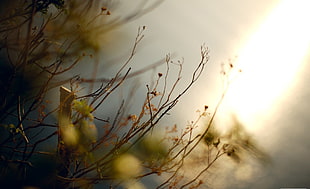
top-left (105, 0), bottom-right (310, 188)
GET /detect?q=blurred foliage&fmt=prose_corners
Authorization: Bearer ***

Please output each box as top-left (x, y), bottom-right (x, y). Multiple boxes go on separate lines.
top-left (135, 135), bottom-right (168, 160)
top-left (222, 116), bottom-right (270, 164)
top-left (112, 153), bottom-right (142, 180)
top-left (202, 115), bottom-right (270, 164)
top-left (30, 0), bottom-right (65, 14)
top-left (72, 100), bottom-right (94, 120)
top-left (203, 126), bottom-right (220, 147)
top-left (60, 98), bottom-right (98, 150)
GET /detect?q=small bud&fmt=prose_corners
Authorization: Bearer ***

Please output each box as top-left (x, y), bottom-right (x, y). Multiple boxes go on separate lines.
top-left (204, 105), bottom-right (208, 111)
top-left (158, 73), bottom-right (163, 77)
top-left (101, 7), bottom-right (107, 11)
top-left (107, 11), bottom-right (111, 15)
top-left (213, 138), bottom-right (220, 148)
top-left (150, 91), bottom-right (158, 96)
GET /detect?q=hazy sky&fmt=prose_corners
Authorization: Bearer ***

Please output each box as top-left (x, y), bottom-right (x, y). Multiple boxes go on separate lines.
top-left (116, 0), bottom-right (310, 188)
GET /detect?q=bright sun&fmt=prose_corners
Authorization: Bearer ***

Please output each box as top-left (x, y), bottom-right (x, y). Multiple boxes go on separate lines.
top-left (222, 0), bottom-right (310, 131)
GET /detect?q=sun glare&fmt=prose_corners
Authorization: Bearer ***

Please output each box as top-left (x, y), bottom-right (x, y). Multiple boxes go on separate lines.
top-left (222, 0), bottom-right (310, 131)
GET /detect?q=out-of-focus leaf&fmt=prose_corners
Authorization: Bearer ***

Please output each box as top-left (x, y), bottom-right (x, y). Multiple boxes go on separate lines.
top-left (112, 153), bottom-right (142, 180)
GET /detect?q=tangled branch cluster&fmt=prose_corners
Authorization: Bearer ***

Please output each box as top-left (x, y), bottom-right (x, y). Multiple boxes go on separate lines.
top-left (0, 1), bottom-right (268, 189)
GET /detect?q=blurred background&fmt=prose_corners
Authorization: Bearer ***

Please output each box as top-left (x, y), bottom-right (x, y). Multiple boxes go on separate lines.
top-left (114, 0), bottom-right (310, 188)
top-left (1, 0), bottom-right (309, 188)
